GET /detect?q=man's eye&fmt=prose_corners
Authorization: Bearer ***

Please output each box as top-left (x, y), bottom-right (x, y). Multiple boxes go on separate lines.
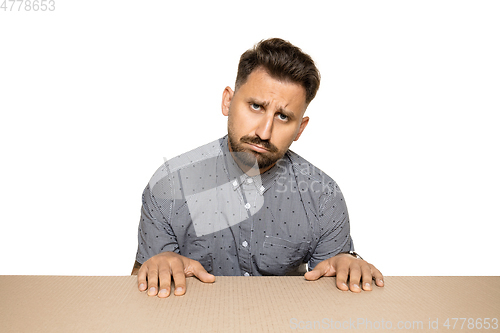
top-left (277, 113), bottom-right (288, 121)
top-left (250, 103), bottom-right (261, 111)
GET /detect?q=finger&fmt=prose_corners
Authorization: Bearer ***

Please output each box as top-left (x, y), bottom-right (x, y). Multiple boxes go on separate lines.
top-left (190, 260), bottom-right (216, 283)
top-left (335, 265), bottom-right (349, 291)
top-left (157, 266), bottom-right (172, 298)
top-left (146, 268), bottom-right (159, 296)
top-left (348, 264), bottom-right (362, 293)
top-left (371, 265), bottom-right (385, 287)
top-left (361, 263), bottom-right (373, 291)
top-left (137, 265), bottom-right (148, 292)
top-left (170, 258), bottom-right (187, 296)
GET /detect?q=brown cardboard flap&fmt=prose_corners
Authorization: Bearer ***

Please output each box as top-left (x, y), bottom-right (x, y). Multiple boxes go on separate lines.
top-left (0, 276), bottom-right (499, 332)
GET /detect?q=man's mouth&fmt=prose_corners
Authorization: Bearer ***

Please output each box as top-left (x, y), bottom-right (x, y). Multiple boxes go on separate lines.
top-left (245, 142), bottom-right (270, 153)
top-left (239, 136), bottom-right (278, 153)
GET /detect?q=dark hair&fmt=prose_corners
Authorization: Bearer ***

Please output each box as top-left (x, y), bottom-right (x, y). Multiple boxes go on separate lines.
top-left (235, 38), bottom-right (320, 104)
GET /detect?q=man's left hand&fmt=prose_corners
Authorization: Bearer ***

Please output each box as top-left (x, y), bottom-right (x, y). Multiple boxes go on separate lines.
top-left (304, 253), bottom-right (384, 292)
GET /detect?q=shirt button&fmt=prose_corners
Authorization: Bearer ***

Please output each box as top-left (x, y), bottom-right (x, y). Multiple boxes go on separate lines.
top-left (244, 203), bottom-right (251, 210)
top-left (244, 272), bottom-right (250, 277)
top-left (232, 180), bottom-right (238, 187)
top-left (242, 241), bottom-right (248, 248)
top-left (260, 186), bottom-right (265, 192)
top-left (246, 178), bottom-right (253, 184)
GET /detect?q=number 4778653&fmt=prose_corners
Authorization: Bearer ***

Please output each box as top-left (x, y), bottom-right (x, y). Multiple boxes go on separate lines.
top-left (443, 318), bottom-right (498, 330)
top-left (1, 0), bottom-right (56, 11)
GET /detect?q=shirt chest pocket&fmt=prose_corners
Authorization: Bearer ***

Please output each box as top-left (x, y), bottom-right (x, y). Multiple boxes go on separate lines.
top-left (255, 235), bottom-right (310, 276)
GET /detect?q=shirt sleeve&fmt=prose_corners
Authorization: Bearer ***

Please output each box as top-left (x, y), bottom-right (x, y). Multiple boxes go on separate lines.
top-left (308, 181), bottom-right (354, 270)
top-left (135, 182), bottom-right (180, 264)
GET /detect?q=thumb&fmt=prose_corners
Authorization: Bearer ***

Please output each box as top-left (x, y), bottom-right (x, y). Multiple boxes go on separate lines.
top-left (304, 260), bottom-right (336, 281)
top-left (304, 269), bottom-right (322, 281)
top-left (191, 260), bottom-right (216, 283)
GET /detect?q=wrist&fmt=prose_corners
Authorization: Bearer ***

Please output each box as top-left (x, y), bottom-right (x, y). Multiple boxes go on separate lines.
top-left (340, 251), bottom-right (364, 260)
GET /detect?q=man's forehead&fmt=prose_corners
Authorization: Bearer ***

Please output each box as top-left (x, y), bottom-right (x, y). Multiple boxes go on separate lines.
top-left (248, 68), bottom-right (301, 87)
top-left (236, 69), bottom-right (307, 111)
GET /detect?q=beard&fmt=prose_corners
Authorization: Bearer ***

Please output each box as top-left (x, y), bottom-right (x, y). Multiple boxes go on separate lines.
top-left (227, 124), bottom-right (284, 171)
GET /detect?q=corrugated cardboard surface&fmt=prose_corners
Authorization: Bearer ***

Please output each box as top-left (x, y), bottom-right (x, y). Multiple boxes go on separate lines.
top-left (0, 276), bottom-right (499, 332)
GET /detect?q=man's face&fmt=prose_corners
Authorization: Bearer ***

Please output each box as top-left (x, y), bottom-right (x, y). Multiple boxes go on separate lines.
top-left (222, 68), bottom-right (309, 173)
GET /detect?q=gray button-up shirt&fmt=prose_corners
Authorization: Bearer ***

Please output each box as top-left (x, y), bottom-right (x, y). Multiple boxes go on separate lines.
top-left (136, 136), bottom-right (354, 276)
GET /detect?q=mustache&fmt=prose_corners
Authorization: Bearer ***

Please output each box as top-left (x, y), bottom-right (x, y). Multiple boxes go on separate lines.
top-left (240, 135), bottom-right (279, 153)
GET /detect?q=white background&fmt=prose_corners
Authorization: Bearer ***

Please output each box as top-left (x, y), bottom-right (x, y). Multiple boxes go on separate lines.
top-left (1, 0), bottom-right (499, 276)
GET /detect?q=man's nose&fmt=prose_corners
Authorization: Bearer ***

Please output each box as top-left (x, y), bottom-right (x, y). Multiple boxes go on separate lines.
top-left (255, 114), bottom-right (273, 141)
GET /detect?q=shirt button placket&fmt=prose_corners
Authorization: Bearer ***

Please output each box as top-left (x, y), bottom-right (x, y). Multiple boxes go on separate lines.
top-left (239, 183), bottom-right (253, 276)
top-left (238, 178), bottom-right (258, 276)
top-left (239, 233), bottom-right (252, 275)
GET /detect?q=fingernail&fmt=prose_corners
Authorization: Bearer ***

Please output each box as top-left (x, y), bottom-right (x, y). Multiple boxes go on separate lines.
top-left (148, 287), bottom-right (156, 295)
top-left (364, 282), bottom-right (371, 288)
top-left (354, 284), bottom-right (359, 289)
top-left (175, 287), bottom-right (183, 294)
top-left (379, 279), bottom-right (384, 286)
top-left (139, 283), bottom-right (145, 290)
top-left (158, 289), bottom-right (168, 296)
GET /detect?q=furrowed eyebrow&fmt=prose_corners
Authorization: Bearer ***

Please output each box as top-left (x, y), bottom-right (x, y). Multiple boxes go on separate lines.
top-left (247, 98), bottom-right (268, 107)
top-left (246, 98), bottom-right (295, 120)
top-left (277, 107), bottom-right (295, 120)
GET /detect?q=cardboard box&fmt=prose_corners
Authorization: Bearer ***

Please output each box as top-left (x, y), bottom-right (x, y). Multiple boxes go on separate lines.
top-left (0, 275), bottom-right (499, 332)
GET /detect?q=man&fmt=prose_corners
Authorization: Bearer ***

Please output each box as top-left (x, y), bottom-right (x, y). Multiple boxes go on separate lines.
top-left (134, 38), bottom-right (384, 298)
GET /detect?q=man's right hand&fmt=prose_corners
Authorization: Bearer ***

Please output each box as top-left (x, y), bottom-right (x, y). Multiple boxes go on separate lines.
top-left (137, 252), bottom-right (215, 298)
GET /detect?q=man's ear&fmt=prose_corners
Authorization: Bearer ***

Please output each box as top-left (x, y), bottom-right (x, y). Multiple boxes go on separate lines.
top-left (294, 116), bottom-right (309, 141)
top-left (221, 86), bottom-right (234, 116)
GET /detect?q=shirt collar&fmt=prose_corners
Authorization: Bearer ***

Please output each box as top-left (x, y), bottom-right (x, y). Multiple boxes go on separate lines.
top-left (219, 135), bottom-right (288, 195)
